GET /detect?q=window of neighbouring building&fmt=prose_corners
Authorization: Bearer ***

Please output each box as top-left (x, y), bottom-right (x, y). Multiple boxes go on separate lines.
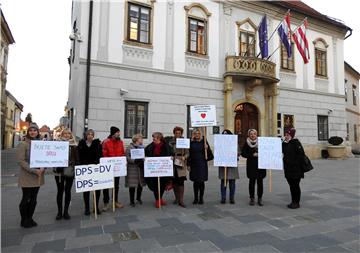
top-left (346, 123), bottom-right (350, 141)
top-left (354, 124), bottom-right (358, 142)
top-left (344, 79), bottom-right (348, 102)
top-left (277, 113), bottom-right (282, 135)
top-left (237, 18), bottom-right (257, 57)
top-left (281, 42), bottom-right (295, 71)
top-left (127, 2), bottom-right (152, 44)
top-left (352, 85), bottom-right (357, 106)
top-left (124, 101), bottom-right (148, 138)
top-left (317, 115), bottom-right (329, 141)
top-left (313, 38), bottom-right (328, 77)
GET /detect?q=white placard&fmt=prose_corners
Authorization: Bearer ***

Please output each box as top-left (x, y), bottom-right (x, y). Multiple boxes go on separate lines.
top-left (30, 141), bottom-right (69, 168)
top-left (130, 149), bottom-right (145, 159)
top-left (176, 138), bottom-right (190, 149)
top-left (75, 164), bottom-right (114, 193)
top-left (258, 137), bottom-right (283, 170)
top-left (100, 157), bottom-right (127, 177)
top-left (214, 135), bottom-right (238, 167)
top-left (144, 157), bottom-right (174, 177)
top-left (190, 105), bottom-right (217, 127)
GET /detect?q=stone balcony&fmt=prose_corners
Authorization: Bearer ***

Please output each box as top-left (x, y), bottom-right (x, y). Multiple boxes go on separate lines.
top-left (225, 56), bottom-right (279, 83)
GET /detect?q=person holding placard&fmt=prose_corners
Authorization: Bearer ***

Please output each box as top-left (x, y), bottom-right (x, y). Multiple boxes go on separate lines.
top-left (145, 132), bottom-right (172, 208)
top-left (282, 128), bottom-right (305, 209)
top-left (53, 128), bottom-right (79, 220)
top-left (17, 123), bottom-right (45, 228)
top-left (188, 128), bottom-right (214, 205)
top-left (102, 126), bottom-right (125, 211)
top-left (218, 129), bottom-right (239, 204)
top-left (168, 126), bottom-right (189, 208)
top-left (241, 129), bottom-right (266, 206)
top-left (78, 129), bottom-right (102, 215)
top-left (125, 134), bottom-right (146, 207)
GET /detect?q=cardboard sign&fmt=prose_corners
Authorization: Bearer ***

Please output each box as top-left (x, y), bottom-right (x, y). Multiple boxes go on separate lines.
top-left (258, 137), bottom-right (283, 170)
top-left (214, 134), bottom-right (238, 167)
top-left (190, 105), bottom-right (217, 127)
top-left (30, 141), bottom-right (69, 168)
top-left (144, 157), bottom-right (174, 177)
top-left (100, 157), bottom-right (127, 177)
top-left (176, 138), bottom-right (190, 149)
top-left (75, 164), bottom-right (114, 193)
top-left (130, 149), bottom-right (145, 159)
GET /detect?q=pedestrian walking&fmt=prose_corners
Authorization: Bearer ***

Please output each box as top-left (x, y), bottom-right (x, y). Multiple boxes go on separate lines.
top-left (77, 129), bottom-right (102, 215)
top-left (17, 123), bottom-right (45, 228)
top-left (241, 129), bottom-right (266, 206)
top-left (218, 129), bottom-right (239, 204)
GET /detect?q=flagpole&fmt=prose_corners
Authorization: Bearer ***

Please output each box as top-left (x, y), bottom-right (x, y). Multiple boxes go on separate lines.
top-left (267, 9), bottom-right (291, 43)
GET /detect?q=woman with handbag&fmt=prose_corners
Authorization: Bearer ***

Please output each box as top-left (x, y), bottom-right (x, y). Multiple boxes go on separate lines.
top-left (282, 128), bottom-right (305, 209)
top-left (54, 128), bottom-right (79, 220)
top-left (188, 128), bottom-right (214, 205)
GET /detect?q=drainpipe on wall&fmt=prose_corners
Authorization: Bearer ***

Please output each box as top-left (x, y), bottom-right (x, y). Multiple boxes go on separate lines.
top-left (84, 0), bottom-right (93, 133)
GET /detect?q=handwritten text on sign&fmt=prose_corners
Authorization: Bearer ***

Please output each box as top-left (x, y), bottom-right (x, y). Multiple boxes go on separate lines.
top-left (75, 164), bottom-right (114, 193)
top-left (258, 137), bottom-right (283, 170)
top-left (30, 141), bottom-right (69, 168)
top-left (214, 135), bottom-right (238, 167)
top-left (144, 157), bottom-right (174, 177)
top-left (190, 105), bottom-right (217, 127)
top-left (100, 157), bottom-right (127, 177)
top-left (176, 138), bottom-right (190, 149)
top-left (130, 149), bottom-right (145, 159)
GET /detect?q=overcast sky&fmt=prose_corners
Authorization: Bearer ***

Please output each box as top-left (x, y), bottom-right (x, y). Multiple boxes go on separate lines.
top-left (1, 0), bottom-right (359, 129)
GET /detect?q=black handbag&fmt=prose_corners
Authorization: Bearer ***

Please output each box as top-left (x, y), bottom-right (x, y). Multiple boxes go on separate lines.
top-left (302, 155), bottom-right (314, 173)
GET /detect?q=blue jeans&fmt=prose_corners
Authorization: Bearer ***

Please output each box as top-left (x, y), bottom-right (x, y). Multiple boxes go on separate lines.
top-left (220, 179), bottom-right (235, 200)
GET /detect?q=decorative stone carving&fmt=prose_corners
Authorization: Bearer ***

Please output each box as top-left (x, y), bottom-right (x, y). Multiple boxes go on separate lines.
top-left (122, 44), bottom-right (153, 67)
top-left (185, 54), bottom-right (209, 75)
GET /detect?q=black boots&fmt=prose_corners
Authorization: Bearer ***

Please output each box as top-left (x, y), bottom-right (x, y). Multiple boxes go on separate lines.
top-left (20, 201), bottom-right (37, 228)
top-left (249, 198), bottom-right (255, 206)
top-left (258, 198), bottom-right (264, 206)
top-left (287, 202), bottom-right (300, 209)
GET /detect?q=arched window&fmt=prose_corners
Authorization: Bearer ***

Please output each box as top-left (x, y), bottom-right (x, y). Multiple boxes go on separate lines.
top-left (236, 18), bottom-right (257, 57)
top-left (184, 3), bottom-right (211, 55)
top-left (313, 38), bottom-right (328, 77)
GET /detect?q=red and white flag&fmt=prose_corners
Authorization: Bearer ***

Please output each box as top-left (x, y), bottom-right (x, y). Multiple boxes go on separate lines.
top-left (292, 19), bottom-right (310, 64)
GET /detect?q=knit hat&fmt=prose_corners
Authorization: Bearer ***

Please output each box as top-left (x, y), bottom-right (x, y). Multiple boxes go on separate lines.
top-left (110, 126), bottom-right (120, 136)
top-left (285, 128), bottom-right (296, 138)
top-left (28, 122), bottom-right (39, 132)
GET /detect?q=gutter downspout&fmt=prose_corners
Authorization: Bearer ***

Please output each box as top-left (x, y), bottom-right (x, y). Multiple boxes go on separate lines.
top-left (84, 0), bottom-right (93, 133)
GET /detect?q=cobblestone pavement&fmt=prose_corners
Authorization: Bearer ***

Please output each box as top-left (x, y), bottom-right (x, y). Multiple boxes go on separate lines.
top-left (1, 148), bottom-right (359, 253)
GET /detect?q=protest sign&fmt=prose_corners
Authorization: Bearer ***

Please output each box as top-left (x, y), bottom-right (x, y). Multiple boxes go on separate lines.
top-left (75, 164), bottom-right (114, 193)
top-left (30, 141), bottom-right (69, 168)
top-left (258, 137), bottom-right (283, 170)
top-left (214, 134), bottom-right (238, 167)
top-left (144, 157), bottom-right (173, 177)
top-left (100, 157), bottom-right (127, 177)
top-left (176, 138), bottom-right (190, 149)
top-left (190, 105), bottom-right (217, 127)
top-left (130, 149), bottom-right (145, 159)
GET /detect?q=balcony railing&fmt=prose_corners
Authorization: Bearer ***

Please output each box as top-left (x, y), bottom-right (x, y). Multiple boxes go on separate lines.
top-left (225, 56), bottom-right (278, 82)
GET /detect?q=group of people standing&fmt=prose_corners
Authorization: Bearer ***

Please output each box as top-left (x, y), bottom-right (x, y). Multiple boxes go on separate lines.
top-left (17, 123), bottom-right (306, 229)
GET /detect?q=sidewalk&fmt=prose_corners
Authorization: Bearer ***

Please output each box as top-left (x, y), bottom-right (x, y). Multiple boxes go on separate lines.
top-left (1, 148), bottom-right (359, 253)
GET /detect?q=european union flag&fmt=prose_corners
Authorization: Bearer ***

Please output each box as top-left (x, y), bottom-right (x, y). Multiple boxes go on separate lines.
top-left (258, 15), bottom-right (268, 58)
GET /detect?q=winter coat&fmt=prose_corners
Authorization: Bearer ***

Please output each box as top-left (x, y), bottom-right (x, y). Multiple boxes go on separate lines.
top-left (188, 139), bottom-right (214, 182)
top-left (125, 143), bottom-right (146, 187)
top-left (218, 166), bottom-right (239, 180)
top-left (102, 137), bottom-right (125, 157)
top-left (78, 139), bottom-right (102, 165)
top-left (17, 138), bottom-right (45, 188)
top-left (168, 137), bottom-right (189, 178)
top-left (282, 138), bottom-right (305, 179)
top-left (53, 138), bottom-right (79, 178)
top-left (241, 142), bottom-right (266, 179)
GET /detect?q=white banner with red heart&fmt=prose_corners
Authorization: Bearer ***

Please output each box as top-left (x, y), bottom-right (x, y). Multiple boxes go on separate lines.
top-left (190, 105), bottom-right (217, 127)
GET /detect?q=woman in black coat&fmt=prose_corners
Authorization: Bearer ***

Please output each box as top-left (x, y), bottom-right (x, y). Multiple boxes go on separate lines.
top-left (77, 129), bottom-right (102, 215)
top-left (241, 129), bottom-right (266, 206)
top-left (188, 128), bottom-right (214, 205)
top-left (145, 132), bottom-right (172, 208)
top-left (282, 128), bottom-right (305, 209)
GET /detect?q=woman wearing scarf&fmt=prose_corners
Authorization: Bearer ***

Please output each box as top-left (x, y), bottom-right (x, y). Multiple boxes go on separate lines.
top-left (54, 128), bottom-right (79, 220)
top-left (145, 132), bottom-right (172, 208)
top-left (125, 134), bottom-right (146, 207)
top-left (282, 128), bottom-right (305, 209)
top-left (17, 123), bottom-right (45, 228)
top-left (241, 129), bottom-right (266, 206)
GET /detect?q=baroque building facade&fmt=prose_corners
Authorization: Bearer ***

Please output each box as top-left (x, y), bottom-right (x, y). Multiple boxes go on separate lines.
top-left (67, 0), bottom-right (351, 159)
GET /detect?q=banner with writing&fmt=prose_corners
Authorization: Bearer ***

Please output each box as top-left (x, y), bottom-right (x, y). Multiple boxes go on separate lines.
top-left (190, 105), bottom-right (217, 127)
top-left (258, 137), bottom-right (283, 170)
top-left (30, 141), bottom-right (69, 168)
top-left (144, 157), bottom-right (173, 177)
top-left (130, 149), bottom-right (145, 159)
top-left (176, 138), bottom-right (190, 149)
top-left (75, 164), bottom-right (114, 193)
top-left (100, 157), bottom-right (127, 177)
top-left (214, 135), bottom-right (238, 167)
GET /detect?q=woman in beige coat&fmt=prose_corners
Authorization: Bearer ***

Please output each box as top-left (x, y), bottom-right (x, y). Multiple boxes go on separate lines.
top-left (17, 123), bottom-right (45, 228)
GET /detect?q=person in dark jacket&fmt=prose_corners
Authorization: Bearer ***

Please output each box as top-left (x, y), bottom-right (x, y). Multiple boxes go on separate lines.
top-left (77, 129), bottom-right (102, 215)
top-left (282, 128), bottom-right (305, 209)
top-left (188, 128), bottom-right (214, 205)
top-left (145, 132), bottom-right (172, 208)
top-left (241, 129), bottom-right (266, 206)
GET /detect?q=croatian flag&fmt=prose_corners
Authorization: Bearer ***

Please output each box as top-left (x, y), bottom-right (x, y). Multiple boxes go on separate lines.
top-left (258, 15), bottom-right (268, 58)
top-left (277, 13), bottom-right (292, 58)
top-left (293, 19), bottom-right (310, 64)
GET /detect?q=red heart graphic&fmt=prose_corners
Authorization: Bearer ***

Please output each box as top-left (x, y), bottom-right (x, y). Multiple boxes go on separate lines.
top-left (200, 113), bottom-right (206, 119)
